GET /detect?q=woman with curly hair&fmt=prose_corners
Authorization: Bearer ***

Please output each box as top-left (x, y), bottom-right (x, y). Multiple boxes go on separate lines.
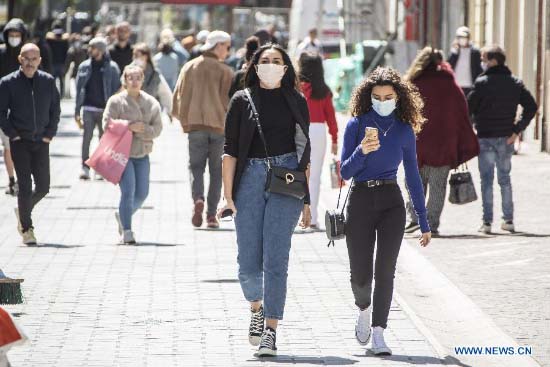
top-left (340, 67), bottom-right (431, 355)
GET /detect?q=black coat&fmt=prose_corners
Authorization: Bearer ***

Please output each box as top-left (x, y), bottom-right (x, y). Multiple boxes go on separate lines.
top-left (224, 86), bottom-right (311, 203)
top-left (0, 18), bottom-right (28, 78)
top-left (0, 70), bottom-right (60, 141)
top-left (448, 46), bottom-right (483, 86)
top-left (467, 65), bottom-right (537, 138)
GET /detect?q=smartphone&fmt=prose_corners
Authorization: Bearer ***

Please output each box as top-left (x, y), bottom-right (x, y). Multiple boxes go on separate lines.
top-left (365, 127), bottom-right (379, 140)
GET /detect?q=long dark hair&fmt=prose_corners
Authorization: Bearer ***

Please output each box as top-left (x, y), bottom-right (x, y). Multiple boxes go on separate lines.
top-left (350, 67), bottom-right (426, 134)
top-left (244, 43), bottom-right (298, 90)
top-left (298, 53), bottom-right (331, 100)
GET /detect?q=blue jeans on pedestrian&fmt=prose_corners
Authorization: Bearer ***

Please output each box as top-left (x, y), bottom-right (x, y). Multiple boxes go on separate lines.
top-left (234, 153), bottom-right (304, 320)
top-left (119, 156), bottom-right (150, 230)
top-left (478, 137), bottom-right (514, 223)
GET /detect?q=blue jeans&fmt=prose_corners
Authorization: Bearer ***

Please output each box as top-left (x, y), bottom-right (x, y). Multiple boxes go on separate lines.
top-left (478, 138), bottom-right (514, 223)
top-left (119, 156), bottom-right (150, 230)
top-left (234, 153), bottom-right (304, 320)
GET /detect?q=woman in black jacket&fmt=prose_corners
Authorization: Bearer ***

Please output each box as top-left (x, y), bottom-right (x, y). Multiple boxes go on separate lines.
top-left (219, 43), bottom-right (311, 357)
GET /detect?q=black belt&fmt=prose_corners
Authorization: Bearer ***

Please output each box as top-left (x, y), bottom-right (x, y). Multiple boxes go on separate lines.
top-left (354, 179), bottom-right (398, 188)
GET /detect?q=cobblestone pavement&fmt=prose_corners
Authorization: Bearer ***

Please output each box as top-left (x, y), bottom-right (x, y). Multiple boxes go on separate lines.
top-left (0, 101), bottom-right (451, 367)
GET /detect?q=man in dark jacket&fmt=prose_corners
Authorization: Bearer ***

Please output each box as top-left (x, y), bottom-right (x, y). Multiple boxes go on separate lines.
top-left (108, 22), bottom-right (133, 72)
top-left (46, 26), bottom-right (69, 97)
top-left (448, 26), bottom-right (483, 97)
top-left (75, 37), bottom-right (121, 180)
top-left (468, 45), bottom-right (537, 234)
top-left (0, 43), bottom-right (60, 245)
top-left (0, 18), bottom-right (28, 77)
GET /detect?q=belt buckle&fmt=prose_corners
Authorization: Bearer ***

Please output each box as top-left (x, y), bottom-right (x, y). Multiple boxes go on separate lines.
top-left (367, 180), bottom-right (376, 188)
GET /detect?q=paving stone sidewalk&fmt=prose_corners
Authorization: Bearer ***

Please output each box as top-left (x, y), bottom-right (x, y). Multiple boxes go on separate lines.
top-left (0, 100), bottom-right (452, 367)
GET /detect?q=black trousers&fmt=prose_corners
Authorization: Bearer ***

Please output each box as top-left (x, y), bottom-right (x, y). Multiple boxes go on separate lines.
top-left (11, 140), bottom-right (50, 231)
top-left (345, 184), bottom-right (406, 329)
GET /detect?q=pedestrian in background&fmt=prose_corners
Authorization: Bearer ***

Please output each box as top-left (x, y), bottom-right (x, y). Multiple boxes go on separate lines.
top-left (75, 37), bottom-right (121, 180)
top-left (340, 67), bottom-right (431, 356)
top-left (108, 22), bottom-right (133, 72)
top-left (159, 28), bottom-right (189, 68)
top-left (404, 47), bottom-right (479, 235)
top-left (295, 28), bottom-right (323, 58)
top-left (468, 45), bottom-right (537, 234)
top-left (64, 33), bottom-right (88, 98)
top-left (0, 18), bottom-right (28, 78)
top-left (298, 52), bottom-right (338, 229)
top-left (0, 44), bottom-right (60, 245)
top-left (228, 36), bottom-right (260, 98)
top-left (448, 26), bottom-right (483, 96)
top-left (219, 43), bottom-right (312, 357)
top-left (172, 30), bottom-right (233, 229)
top-left (131, 43), bottom-right (172, 113)
top-left (189, 30), bottom-right (209, 60)
top-left (153, 41), bottom-right (179, 90)
top-left (104, 65), bottom-right (163, 244)
top-left (46, 25), bottom-right (69, 97)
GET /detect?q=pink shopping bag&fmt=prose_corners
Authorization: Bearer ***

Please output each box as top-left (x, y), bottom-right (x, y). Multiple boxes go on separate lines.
top-left (0, 307), bottom-right (27, 354)
top-left (85, 118), bottom-right (132, 184)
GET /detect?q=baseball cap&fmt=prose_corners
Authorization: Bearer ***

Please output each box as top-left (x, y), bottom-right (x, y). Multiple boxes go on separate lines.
top-left (200, 30), bottom-right (231, 52)
top-left (456, 26), bottom-right (470, 38)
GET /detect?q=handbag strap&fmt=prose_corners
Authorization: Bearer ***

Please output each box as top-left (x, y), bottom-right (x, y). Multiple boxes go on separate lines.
top-left (336, 178), bottom-right (353, 215)
top-left (244, 88), bottom-right (272, 170)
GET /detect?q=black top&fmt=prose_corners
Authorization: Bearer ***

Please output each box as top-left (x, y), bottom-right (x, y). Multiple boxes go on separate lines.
top-left (108, 43), bottom-right (133, 73)
top-left (468, 65), bottom-right (537, 138)
top-left (83, 59), bottom-right (106, 109)
top-left (0, 70), bottom-right (60, 141)
top-left (224, 87), bottom-right (311, 203)
top-left (248, 88), bottom-right (296, 158)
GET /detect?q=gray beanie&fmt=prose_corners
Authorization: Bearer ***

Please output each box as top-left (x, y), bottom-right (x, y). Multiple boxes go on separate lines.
top-left (88, 37), bottom-right (107, 53)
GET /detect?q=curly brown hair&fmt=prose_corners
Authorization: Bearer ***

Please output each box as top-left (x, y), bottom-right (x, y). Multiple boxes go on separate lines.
top-left (349, 67), bottom-right (426, 134)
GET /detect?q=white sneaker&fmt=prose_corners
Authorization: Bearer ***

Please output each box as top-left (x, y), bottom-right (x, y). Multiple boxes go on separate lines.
top-left (355, 307), bottom-right (372, 345)
top-left (94, 171), bottom-right (104, 180)
top-left (22, 228), bottom-right (37, 245)
top-left (478, 222), bottom-right (491, 234)
top-left (114, 212), bottom-right (123, 235)
top-left (79, 167), bottom-right (90, 180)
top-left (501, 221), bottom-right (515, 232)
top-left (121, 230), bottom-right (136, 245)
top-left (371, 326), bottom-right (392, 356)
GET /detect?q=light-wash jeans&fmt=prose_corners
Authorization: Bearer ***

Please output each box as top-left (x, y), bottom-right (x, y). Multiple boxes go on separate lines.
top-left (119, 156), bottom-right (150, 230)
top-left (478, 137), bottom-right (514, 223)
top-left (234, 153), bottom-right (304, 320)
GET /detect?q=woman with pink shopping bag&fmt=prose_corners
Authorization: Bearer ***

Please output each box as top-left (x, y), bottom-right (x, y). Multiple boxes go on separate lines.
top-left (101, 65), bottom-right (163, 244)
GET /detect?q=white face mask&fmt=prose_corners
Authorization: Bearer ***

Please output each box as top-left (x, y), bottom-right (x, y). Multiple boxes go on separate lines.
top-left (371, 97), bottom-right (397, 117)
top-left (133, 58), bottom-right (147, 69)
top-left (481, 61), bottom-right (488, 71)
top-left (8, 37), bottom-right (22, 48)
top-left (458, 38), bottom-right (469, 48)
top-left (256, 64), bottom-right (287, 89)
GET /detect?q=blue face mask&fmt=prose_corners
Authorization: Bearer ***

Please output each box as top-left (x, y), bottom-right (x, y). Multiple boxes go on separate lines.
top-left (371, 97), bottom-right (396, 117)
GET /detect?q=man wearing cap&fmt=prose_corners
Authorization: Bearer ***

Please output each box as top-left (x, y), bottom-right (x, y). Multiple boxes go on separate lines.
top-left (448, 26), bottom-right (483, 96)
top-left (75, 37), bottom-right (121, 180)
top-left (172, 30), bottom-right (233, 229)
top-left (0, 43), bottom-right (60, 244)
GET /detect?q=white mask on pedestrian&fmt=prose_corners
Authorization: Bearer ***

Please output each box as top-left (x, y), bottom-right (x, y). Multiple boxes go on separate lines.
top-left (481, 62), bottom-right (488, 71)
top-left (371, 97), bottom-right (396, 117)
top-left (256, 64), bottom-right (287, 89)
top-left (458, 38), bottom-right (469, 48)
top-left (8, 36), bottom-right (22, 48)
top-left (133, 58), bottom-right (146, 69)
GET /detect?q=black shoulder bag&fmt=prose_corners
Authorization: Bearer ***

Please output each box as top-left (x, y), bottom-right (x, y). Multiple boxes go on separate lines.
top-left (244, 88), bottom-right (307, 200)
top-left (325, 179), bottom-right (353, 247)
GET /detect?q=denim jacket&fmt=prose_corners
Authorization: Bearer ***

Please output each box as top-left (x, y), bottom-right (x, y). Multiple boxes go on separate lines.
top-left (75, 56), bottom-right (121, 116)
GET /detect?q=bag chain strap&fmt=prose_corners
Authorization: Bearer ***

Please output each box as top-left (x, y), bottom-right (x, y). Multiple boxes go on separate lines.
top-left (244, 88), bottom-right (272, 171)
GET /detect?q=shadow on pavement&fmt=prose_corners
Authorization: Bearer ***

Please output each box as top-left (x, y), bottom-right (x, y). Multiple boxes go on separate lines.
top-left (195, 228), bottom-right (235, 232)
top-left (252, 355), bottom-right (359, 365)
top-left (356, 353), bottom-right (472, 366)
top-left (55, 131), bottom-right (82, 138)
top-left (201, 279), bottom-right (239, 284)
top-left (50, 153), bottom-right (80, 158)
top-left (133, 242), bottom-right (183, 247)
top-left (25, 243), bottom-right (85, 249)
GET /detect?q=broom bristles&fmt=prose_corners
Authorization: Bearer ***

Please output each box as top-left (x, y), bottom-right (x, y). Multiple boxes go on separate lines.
top-left (0, 279), bottom-right (24, 305)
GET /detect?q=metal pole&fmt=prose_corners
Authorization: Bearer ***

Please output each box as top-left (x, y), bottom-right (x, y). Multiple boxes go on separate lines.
top-left (337, 0), bottom-right (346, 57)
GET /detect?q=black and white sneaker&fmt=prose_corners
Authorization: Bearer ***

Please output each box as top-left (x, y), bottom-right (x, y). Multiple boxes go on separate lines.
top-left (249, 305), bottom-right (264, 346)
top-left (258, 327), bottom-right (277, 357)
top-left (404, 221), bottom-right (420, 233)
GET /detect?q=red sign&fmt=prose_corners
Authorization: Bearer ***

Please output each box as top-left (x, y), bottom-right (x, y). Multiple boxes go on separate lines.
top-left (161, 0), bottom-right (240, 4)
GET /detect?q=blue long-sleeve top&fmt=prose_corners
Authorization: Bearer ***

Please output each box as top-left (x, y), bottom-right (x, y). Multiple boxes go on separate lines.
top-left (340, 109), bottom-right (430, 233)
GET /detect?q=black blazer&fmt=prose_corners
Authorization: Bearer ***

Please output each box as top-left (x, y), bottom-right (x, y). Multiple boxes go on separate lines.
top-left (224, 86), bottom-right (311, 204)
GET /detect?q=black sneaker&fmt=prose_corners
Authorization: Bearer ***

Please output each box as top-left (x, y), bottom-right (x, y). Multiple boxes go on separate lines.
top-left (258, 327), bottom-right (277, 357)
top-left (249, 305), bottom-right (264, 346)
top-left (404, 221), bottom-right (420, 233)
